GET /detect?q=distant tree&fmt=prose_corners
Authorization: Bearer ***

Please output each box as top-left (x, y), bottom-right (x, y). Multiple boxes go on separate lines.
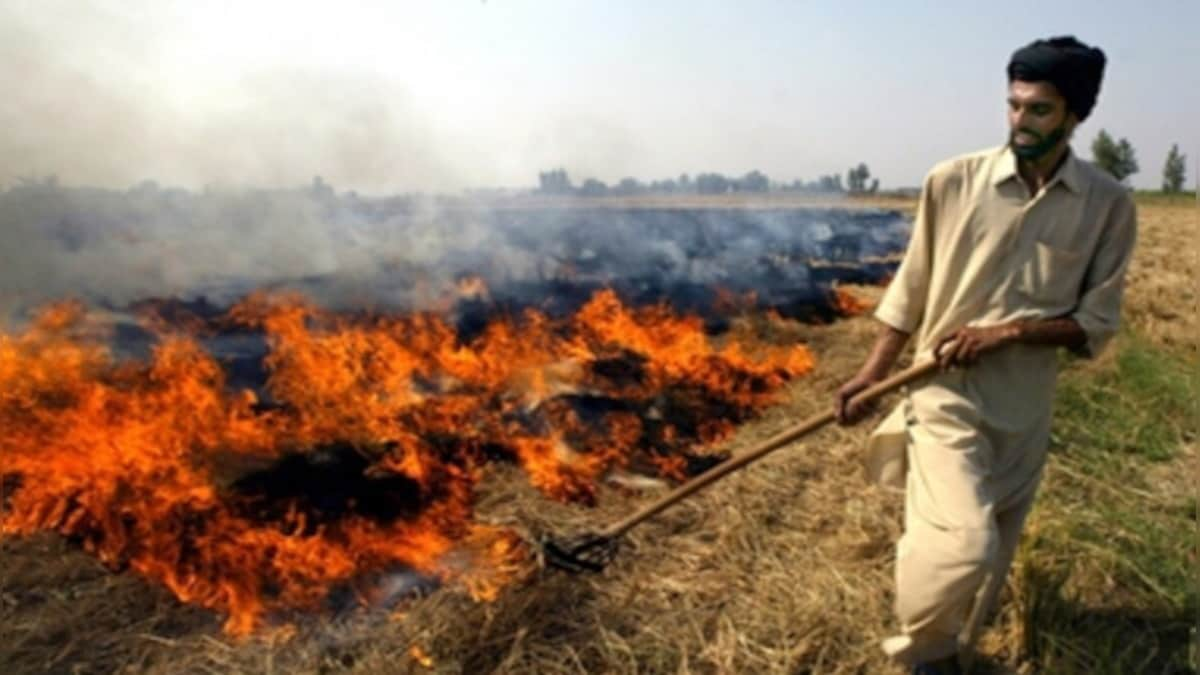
top-left (817, 174), bottom-right (844, 193)
top-left (538, 168), bottom-right (573, 194)
top-left (579, 178), bottom-right (608, 197)
top-left (1115, 139), bottom-right (1138, 182)
top-left (737, 170), bottom-right (769, 193)
top-left (612, 177), bottom-right (643, 196)
top-left (1091, 130), bottom-right (1139, 183)
top-left (1162, 143), bottom-right (1187, 193)
top-left (846, 163), bottom-right (879, 193)
top-left (310, 175), bottom-right (335, 201)
top-left (678, 173), bottom-right (692, 192)
top-left (846, 165), bottom-right (862, 193)
top-left (696, 173), bottom-right (731, 194)
top-left (650, 178), bottom-right (678, 193)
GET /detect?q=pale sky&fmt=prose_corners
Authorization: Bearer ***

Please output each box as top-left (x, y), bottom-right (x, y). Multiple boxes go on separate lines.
top-left (2, 1), bottom-right (1197, 192)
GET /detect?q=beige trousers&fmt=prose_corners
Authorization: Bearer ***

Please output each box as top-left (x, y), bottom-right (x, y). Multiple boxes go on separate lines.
top-left (879, 391), bottom-right (1047, 666)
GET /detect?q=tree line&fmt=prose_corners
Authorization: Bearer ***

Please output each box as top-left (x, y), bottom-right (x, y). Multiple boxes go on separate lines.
top-left (540, 136), bottom-right (1191, 198)
top-left (1091, 130), bottom-right (1189, 193)
top-left (537, 163), bottom-right (881, 197)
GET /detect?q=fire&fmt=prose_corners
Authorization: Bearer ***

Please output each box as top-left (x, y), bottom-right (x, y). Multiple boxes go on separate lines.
top-left (831, 285), bottom-right (873, 317)
top-left (0, 289), bottom-right (814, 634)
top-left (409, 644), bottom-right (435, 668)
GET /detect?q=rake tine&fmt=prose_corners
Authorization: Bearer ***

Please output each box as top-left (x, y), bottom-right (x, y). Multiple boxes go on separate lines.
top-left (542, 533), bottom-right (620, 574)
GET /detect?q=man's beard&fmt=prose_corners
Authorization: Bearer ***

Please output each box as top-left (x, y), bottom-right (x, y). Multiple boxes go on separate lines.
top-left (1009, 121), bottom-right (1068, 161)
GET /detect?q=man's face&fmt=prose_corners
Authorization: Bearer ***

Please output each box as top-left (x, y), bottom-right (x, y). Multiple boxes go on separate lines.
top-left (1007, 80), bottom-right (1076, 161)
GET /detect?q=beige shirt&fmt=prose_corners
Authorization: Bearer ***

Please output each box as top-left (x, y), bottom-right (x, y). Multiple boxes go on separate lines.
top-left (866, 144), bottom-right (1138, 495)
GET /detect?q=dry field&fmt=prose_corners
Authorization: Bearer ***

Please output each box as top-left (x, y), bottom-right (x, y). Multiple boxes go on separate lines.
top-left (1, 195), bottom-right (1195, 674)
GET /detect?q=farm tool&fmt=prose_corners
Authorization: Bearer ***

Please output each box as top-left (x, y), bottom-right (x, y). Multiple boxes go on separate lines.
top-left (542, 359), bottom-right (939, 573)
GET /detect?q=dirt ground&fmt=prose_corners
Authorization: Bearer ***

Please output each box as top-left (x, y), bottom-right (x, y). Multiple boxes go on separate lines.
top-left (1, 196), bottom-right (1195, 674)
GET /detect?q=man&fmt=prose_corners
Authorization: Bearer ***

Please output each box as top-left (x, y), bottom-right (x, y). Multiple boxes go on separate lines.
top-left (834, 36), bottom-right (1137, 674)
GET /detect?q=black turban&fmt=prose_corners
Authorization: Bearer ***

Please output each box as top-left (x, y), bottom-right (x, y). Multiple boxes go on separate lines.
top-left (1007, 36), bottom-right (1106, 121)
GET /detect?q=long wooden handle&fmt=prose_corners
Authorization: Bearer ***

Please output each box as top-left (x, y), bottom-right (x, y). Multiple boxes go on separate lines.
top-left (598, 359), bottom-right (939, 539)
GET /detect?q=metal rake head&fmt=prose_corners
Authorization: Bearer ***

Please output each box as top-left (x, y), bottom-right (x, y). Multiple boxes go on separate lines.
top-left (541, 532), bottom-right (621, 573)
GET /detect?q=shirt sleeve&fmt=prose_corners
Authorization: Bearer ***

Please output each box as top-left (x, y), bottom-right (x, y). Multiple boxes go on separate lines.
top-left (874, 170), bottom-right (937, 334)
top-left (1070, 192), bottom-right (1137, 358)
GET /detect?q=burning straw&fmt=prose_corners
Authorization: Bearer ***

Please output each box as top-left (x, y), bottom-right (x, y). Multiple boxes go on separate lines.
top-left (0, 288), bottom-right (815, 635)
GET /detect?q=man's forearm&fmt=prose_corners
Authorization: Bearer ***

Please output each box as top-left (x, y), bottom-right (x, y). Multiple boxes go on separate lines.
top-left (858, 323), bottom-right (912, 380)
top-left (1010, 316), bottom-right (1088, 352)
top-left (835, 322), bottom-right (912, 424)
top-left (935, 316), bottom-right (1090, 368)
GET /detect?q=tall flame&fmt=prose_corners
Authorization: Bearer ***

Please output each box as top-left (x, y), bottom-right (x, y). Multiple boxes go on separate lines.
top-left (1, 289), bottom-right (813, 634)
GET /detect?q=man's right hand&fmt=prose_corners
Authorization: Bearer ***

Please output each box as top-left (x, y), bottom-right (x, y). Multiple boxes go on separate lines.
top-left (835, 373), bottom-right (880, 426)
top-left (835, 323), bottom-right (912, 426)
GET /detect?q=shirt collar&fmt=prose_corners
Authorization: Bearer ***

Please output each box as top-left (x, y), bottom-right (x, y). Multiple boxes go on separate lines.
top-left (992, 144), bottom-right (1084, 194)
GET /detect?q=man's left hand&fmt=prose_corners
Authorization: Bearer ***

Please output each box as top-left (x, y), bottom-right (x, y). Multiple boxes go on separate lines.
top-left (934, 324), bottom-right (1021, 369)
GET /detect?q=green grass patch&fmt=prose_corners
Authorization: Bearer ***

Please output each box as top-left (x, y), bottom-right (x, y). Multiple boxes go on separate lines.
top-left (1052, 336), bottom-right (1197, 461)
top-left (1016, 333), bottom-right (1198, 674)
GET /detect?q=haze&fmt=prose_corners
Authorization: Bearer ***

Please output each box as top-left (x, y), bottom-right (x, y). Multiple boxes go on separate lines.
top-left (3, 1), bottom-right (1196, 192)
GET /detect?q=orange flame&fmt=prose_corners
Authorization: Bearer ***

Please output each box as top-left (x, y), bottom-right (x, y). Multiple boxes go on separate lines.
top-left (409, 644), bottom-right (434, 668)
top-left (0, 289), bottom-right (814, 634)
top-left (831, 285), bottom-right (873, 317)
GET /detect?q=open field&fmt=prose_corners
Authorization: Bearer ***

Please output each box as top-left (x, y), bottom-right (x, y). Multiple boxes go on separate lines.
top-left (479, 191), bottom-right (921, 212)
top-left (1, 195), bottom-right (1196, 674)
